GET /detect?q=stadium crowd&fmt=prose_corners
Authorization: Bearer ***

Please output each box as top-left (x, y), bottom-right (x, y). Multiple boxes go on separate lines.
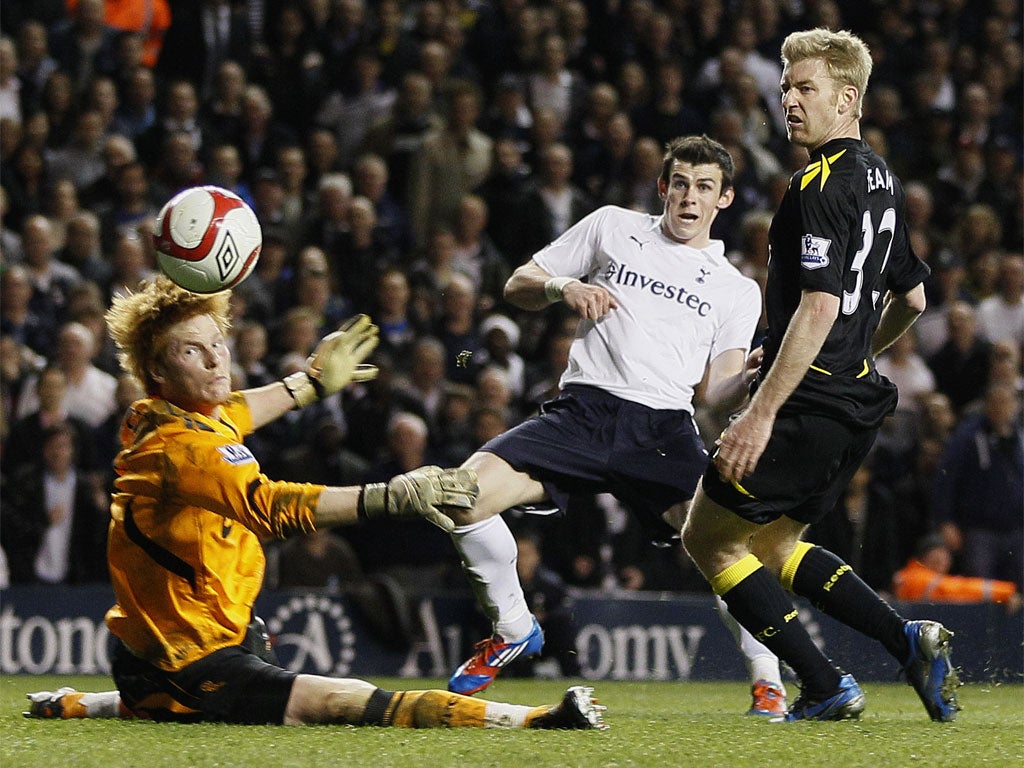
top-left (0, 0), bottom-right (1020, 615)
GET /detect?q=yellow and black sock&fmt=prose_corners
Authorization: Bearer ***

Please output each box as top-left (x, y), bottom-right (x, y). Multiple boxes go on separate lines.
top-left (367, 688), bottom-right (547, 729)
top-left (783, 542), bottom-right (908, 660)
top-left (714, 554), bottom-right (840, 700)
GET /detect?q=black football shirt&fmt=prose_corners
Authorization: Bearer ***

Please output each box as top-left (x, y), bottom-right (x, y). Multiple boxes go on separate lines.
top-left (759, 137), bottom-right (931, 428)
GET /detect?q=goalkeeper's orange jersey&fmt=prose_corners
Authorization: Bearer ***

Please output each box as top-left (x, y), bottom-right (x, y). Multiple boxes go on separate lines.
top-left (105, 394), bottom-right (322, 671)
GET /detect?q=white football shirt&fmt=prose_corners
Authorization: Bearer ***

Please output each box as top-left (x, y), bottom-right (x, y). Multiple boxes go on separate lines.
top-left (534, 206), bottom-right (762, 412)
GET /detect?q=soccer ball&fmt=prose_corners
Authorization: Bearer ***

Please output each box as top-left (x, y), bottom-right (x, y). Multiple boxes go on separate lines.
top-left (153, 185), bottom-right (262, 294)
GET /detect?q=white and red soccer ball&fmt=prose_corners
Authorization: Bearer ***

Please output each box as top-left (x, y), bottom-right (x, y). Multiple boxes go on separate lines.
top-left (153, 185), bottom-right (262, 294)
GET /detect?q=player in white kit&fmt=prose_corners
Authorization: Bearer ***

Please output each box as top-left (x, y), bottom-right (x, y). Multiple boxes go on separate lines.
top-left (440, 136), bottom-right (786, 714)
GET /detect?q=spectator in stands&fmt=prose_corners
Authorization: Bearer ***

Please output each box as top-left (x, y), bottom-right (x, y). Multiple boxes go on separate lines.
top-left (576, 111), bottom-right (636, 207)
top-left (567, 81), bottom-right (618, 174)
top-left (893, 534), bottom-right (1020, 609)
top-left (14, 20), bottom-right (58, 116)
top-left (289, 246), bottom-right (352, 338)
top-left (0, 423), bottom-right (108, 583)
top-left (876, 329), bottom-right (936, 415)
top-left (274, 525), bottom-right (418, 648)
top-left (371, 267), bottom-right (421, 368)
top-left (431, 383), bottom-right (478, 467)
top-left (2, 363), bottom-right (95, 477)
top-left (517, 142), bottom-right (595, 259)
top-left (980, 340), bottom-right (1023, 405)
top-left (20, 214), bottom-right (80, 325)
top-left (408, 79), bottom-right (492, 248)
top-left (451, 194), bottom-right (511, 313)
top-left (92, 371), bottom-right (143, 489)
top-left (275, 144), bottom-right (313, 228)
top-left (976, 253), bottom-right (1023, 347)
top-left (49, 0), bottom-right (117, 97)
top-left (361, 70), bottom-right (441, 207)
top-left (202, 59), bottom-right (248, 153)
top-left (619, 136), bottom-right (662, 215)
top-left (107, 230), bottom-right (156, 301)
top-left (300, 171), bottom-right (353, 264)
top-left (16, 320), bottom-right (117, 429)
top-left (99, 159), bottom-right (157, 251)
top-left (433, 272), bottom-right (482, 387)
top-left (157, 0), bottom-right (251, 101)
top-left (933, 383), bottom-right (1023, 590)
top-left (3, 141), bottom-right (48, 223)
top-left (352, 152), bottom-right (410, 260)
top-left (92, 0), bottom-right (170, 68)
top-left (231, 319), bottom-right (272, 390)
top-left (0, 36), bottom-right (21, 124)
top-left (476, 314), bottom-right (526, 401)
top-left (83, 132), bottom-right (136, 211)
top-left (475, 364), bottom-right (518, 426)
top-left (111, 65), bottom-right (156, 140)
top-left (394, 335), bottom-right (448, 435)
top-left (927, 301), bottom-right (992, 413)
top-left (481, 74), bottom-right (532, 154)
top-left (149, 130), bottom-right (206, 203)
top-left (528, 32), bottom-right (586, 130)
top-left (0, 263), bottom-right (56, 358)
top-left (476, 136), bottom-right (533, 264)
top-left (253, 4), bottom-right (325, 137)
top-left (409, 225), bottom-right (462, 320)
top-left (206, 143), bottom-right (254, 209)
top-left (316, 46), bottom-right (396, 171)
top-left (41, 178), bottom-right (79, 252)
top-left (236, 83), bottom-right (297, 178)
top-left (634, 60), bottom-right (704, 148)
top-left (0, 185), bottom-right (24, 262)
top-left (138, 79), bottom-right (209, 169)
top-left (334, 195), bottom-right (395, 313)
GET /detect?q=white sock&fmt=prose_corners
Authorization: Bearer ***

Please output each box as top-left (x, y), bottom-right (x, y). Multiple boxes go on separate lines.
top-left (451, 516), bottom-right (534, 640)
top-left (715, 594), bottom-right (784, 691)
top-left (80, 691), bottom-right (122, 718)
top-left (482, 701), bottom-right (530, 728)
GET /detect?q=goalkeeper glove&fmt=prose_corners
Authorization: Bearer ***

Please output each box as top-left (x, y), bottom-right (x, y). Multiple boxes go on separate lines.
top-left (358, 466), bottom-right (478, 533)
top-left (283, 314), bottom-right (379, 408)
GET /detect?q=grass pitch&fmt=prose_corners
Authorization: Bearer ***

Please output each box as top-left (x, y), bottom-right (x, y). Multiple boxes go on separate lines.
top-left (4, 675), bottom-right (1022, 768)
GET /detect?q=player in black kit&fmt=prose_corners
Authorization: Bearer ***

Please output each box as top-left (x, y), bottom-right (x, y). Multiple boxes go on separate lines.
top-left (682, 28), bottom-right (961, 722)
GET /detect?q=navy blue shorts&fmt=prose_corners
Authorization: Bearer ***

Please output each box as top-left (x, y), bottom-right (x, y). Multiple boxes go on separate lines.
top-left (481, 385), bottom-right (709, 541)
top-left (112, 636), bottom-right (296, 723)
top-left (700, 411), bottom-right (877, 526)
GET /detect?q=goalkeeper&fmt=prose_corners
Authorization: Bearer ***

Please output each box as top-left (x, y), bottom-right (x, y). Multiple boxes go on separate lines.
top-left (25, 275), bottom-right (603, 730)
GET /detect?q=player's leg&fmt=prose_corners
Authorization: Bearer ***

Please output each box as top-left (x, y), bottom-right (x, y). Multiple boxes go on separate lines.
top-left (286, 675), bottom-right (605, 729)
top-left (664, 502), bottom-right (786, 716)
top-left (446, 450), bottom-right (548, 694)
top-left (24, 688), bottom-right (131, 719)
top-left (683, 489), bottom-right (864, 721)
top-left (754, 425), bottom-right (960, 723)
top-left (714, 595), bottom-right (787, 716)
top-left (773, 537), bottom-right (960, 722)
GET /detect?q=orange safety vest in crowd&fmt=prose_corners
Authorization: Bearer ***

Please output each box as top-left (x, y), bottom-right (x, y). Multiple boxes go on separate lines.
top-left (106, 394), bottom-right (322, 671)
top-left (892, 558), bottom-right (1018, 604)
top-left (66, 0), bottom-right (171, 67)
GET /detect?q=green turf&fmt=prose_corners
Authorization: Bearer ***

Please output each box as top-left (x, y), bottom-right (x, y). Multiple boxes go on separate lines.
top-left (3, 676), bottom-right (1022, 767)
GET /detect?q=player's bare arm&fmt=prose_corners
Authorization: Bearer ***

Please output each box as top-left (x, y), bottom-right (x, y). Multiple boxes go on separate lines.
top-left (698, 347), bottom-right (763, 415)
top-left (505, 260), bottom-right (619, 319)
top-left (871, 283), bottom-right (927, 356)
top-left (714, 290), bottom-right (838, 482)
